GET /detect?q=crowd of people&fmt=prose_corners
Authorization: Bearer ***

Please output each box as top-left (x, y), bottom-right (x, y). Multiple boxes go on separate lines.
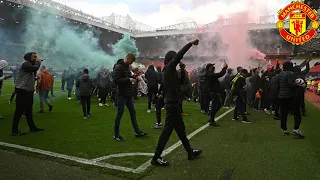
top-left (0, 39), bottom-right (316, 166)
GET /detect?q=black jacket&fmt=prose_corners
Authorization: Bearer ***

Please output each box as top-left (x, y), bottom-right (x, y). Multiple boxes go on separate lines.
top-left (112, 59), bottom-right (135, 96)
top-left (204, 67), bottom-right (227, 93)
top-left (249, 74), bottom-right (261, 92)
top-left (278, 70), bottom-right (297, 99)
top-left (163, 43), bottom-right (193, 104)
top-left (223, 73), bottom-right (233, 90)
top-left (234, 76), bottom-right (246, 97)
top-left (76, 75), bottom-right (93, 96)
top-left (270, 74), bottom-right (279, 99)
top-left (145, 68), bottom-right (159, 88)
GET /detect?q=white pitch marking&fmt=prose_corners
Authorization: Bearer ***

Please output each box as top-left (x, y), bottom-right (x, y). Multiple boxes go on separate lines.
top-left (92, 152), bottom-right (154, 162)
top-left (133, 108), bottom-right (234, 173)
top-left (0, 108), bottom-right (233, 174)
top-left (0, 141), bottom-right (135, 172)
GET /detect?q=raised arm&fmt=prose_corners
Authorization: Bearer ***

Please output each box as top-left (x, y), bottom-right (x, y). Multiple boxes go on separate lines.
top-left (167, 40), bottom-right (199, 70)
top-left (21, 61), bottom-right (41, 72)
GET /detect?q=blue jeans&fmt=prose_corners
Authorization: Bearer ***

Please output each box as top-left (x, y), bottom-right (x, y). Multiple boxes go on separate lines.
top-left (209, 92), bottom-right (222, 123)
top-left (38, 89), bottom-right (51, 110)
top-left (114, 96), bottom-right (140, 137)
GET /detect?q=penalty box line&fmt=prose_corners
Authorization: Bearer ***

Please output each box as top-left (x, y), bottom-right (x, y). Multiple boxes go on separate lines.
top-left (0, 141), bottom-right (135, 173)
top-left (0, 108), bottom-right (234, 174)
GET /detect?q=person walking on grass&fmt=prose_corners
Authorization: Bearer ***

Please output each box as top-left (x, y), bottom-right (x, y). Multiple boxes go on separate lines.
top-left (98, 68), bottom-right (111, 107)
top-left (36, 65), bottom-right (53, 113)
top-left (277, 61), bottom-right (304, 138)
top-left (76, 69), bottom-right (93, 119)
top-left (112, 53), bottom-right (148, 142)
top-left (12, 52), bottom-right (44, 136)
top-left (151, 39), bottom-right (202, 167)
top-left (0, 60), bottom-right (13, 119)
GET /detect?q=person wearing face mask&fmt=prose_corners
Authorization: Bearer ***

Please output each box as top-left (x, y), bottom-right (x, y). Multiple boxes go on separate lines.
top-left (11, 52), bottom-right (44, 136)
top-left (204, 62), bottom-right (228, 126)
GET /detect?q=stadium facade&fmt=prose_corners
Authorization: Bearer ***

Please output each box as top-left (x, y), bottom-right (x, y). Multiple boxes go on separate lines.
top-left (0, 0), bottom-right (320, 69)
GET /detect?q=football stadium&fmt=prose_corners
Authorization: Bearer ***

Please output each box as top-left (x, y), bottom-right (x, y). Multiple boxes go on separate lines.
top-left (0, 0), bottom-right (320, 179)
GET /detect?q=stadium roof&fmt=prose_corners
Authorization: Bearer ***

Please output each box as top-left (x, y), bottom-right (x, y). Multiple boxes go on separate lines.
top-left (4, 0), bottom-right (282, 37)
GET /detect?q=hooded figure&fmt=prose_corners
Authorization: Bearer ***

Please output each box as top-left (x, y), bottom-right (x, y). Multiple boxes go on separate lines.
top-left (15, 52), bottom-right (40, 92)
top-left (278, 61), bottom-right (304, 137)
top-left (145, 64), bottom-right (160, 111)
top-left (293, 60), bottom-right (310, 116)
top-left (151, 40), bottom-right (202, 167)
top-left (12, 52), bottom-right (43, 136)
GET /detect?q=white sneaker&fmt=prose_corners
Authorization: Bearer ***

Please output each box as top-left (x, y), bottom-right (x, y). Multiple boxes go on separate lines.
top-left (104, 103), bottom-right (110, 107)
top-left (147, 109), bottom-right (151, 113)
top-left (99, 103), bottom-right (103, 107)
top-left (98, 98), bottom-right (101, 101)
top-left (84, 117), bottom-right (88, 119)
top-left (292, 129), bottom-right (305, 138)
top-left (67, 97), bottom-right (72, 100)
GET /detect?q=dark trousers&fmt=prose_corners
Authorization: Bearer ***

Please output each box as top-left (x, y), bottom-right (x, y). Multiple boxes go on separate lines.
top-left (200, 92), bottom-right (210, 112)
top-left (114, 96), bottom-right (140, 137)
top-left (81, 96), bottom-right (91, 117)
top-left (280, 98), bottom-right (301, 130)
top-left (156, 96), bottom-right (165, 124)
top-left (153, 103), bottom-right (193, 159)
top-left (75, 87), bottom-right (80, 101)
top-left (180, 94), bottom-right (184, 113)
top-left (12, 89), bottom-right (36, 132)
top-left (234, 96), bottom-right (247, 121)
top-left (99, 87), bottom-right (108, 104)
top-left (111, 88), bottom-right (117, 102)
top-left (272, 98), bottom-right (280, 117)
top-left (67, 88), bottom-right (72, 98)
top-left (50, 80), bottom-right (54, 96)
top-left (61, 80), bottom-right (65, 90)
top-left (10, 89), bottom-right (17, 102)
top-left (209, 92), bottom-right (222, 123)
top-left (261, 91), bottom-right (271, 110)
top-left (147, 87), bottom-right (157, 110)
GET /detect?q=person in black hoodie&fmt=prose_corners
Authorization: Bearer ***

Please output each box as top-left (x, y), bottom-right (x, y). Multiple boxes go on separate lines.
top-left (278, 61), bottom-right (304, 137)
top-left (249, 68), bottom-right (261, 110)
top-left (12, 52), bottom-right (44, 136)
top-left (76, 69), bottom-right (93, 119)
top-left (178, 62), bottom-right (190, 115)
top-left (205, 63), bottom-right (228, 126)
top-left (270, 68), bottom-right (282, 120)
top-left (153, 80), bottom-right (165, 129)
top-left (198, 67), bottom-right (209, 114)
top-left (151, 39), bottom-right (202, 167)
top-left (112, 53), bottom-right (148, 142)
top-left (145, 64), bottom-right (159, 113)
top-left (294, 59), bottom-right (311, 116)
top-left (232, 69), bottom-right (251, 123)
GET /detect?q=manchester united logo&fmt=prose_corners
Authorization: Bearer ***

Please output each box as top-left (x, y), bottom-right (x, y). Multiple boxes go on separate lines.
top-left (276, 1), bottom-right (319, 45)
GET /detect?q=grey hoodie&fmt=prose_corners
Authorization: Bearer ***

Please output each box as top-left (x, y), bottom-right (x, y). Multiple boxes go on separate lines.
top-left (15, 53), bottom-right (41, 92)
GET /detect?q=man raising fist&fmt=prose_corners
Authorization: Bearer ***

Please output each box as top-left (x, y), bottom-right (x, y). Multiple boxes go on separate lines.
top-left (151, 39), bottom-right (202, 166)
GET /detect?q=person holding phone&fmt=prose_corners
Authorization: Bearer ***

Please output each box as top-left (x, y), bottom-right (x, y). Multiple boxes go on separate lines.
top-left (11, 52), bottom-right (44, 136)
